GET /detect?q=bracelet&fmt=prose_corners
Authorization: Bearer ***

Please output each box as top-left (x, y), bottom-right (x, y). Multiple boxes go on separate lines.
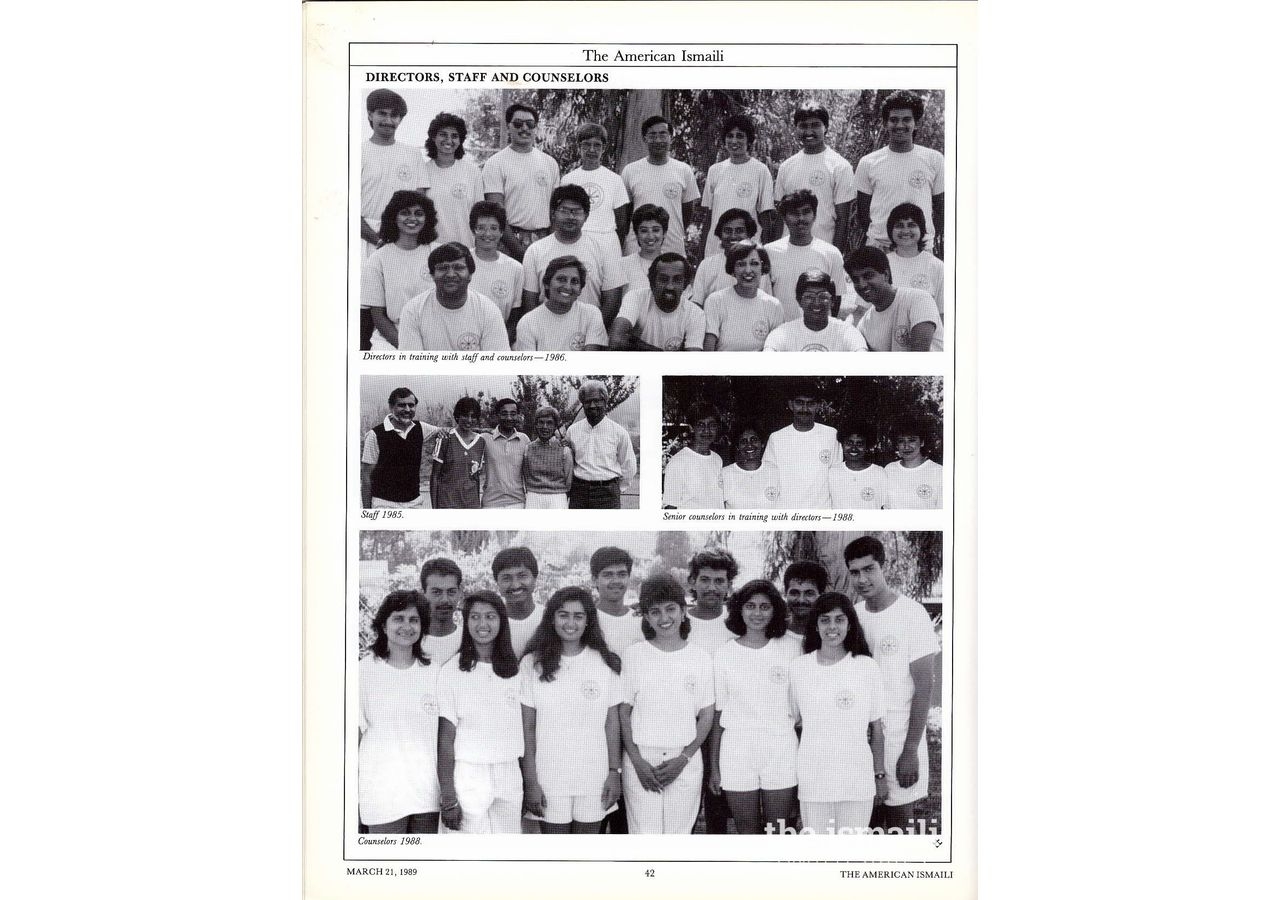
top-left (874, 772), bottom-right (887, 780)
top-left (440, 800), bottom-right (460, 811)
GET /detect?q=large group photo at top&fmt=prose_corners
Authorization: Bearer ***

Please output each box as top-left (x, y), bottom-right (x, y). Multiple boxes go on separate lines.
top-left (359, 374), bottom-right (640, 511)
top-left (358, 87), bottom-right (946, 353)
top-left (356, 528), bottom-right (944, 839)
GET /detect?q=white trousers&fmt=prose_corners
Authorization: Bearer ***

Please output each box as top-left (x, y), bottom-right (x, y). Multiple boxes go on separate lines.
top-left (623, 745), bottom-right (702, 834)
top-left (799, 800), bottom-right (874, 835)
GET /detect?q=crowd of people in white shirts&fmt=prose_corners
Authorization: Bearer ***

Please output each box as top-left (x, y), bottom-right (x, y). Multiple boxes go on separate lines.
top-left (359, 89), bottom-right (945, 353)
top-left (360, 539), bottom-right (940, 836)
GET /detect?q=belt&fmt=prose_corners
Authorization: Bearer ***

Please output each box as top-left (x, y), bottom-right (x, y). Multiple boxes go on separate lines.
top-left (576, 477), bottom-right (620, 485)
top-left (511, 225), bottom-right (551, 235)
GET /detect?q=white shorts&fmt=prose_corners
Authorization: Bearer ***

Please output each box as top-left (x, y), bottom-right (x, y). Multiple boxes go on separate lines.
top-left (718, 728), bottom-right (798, 792)
top-left (538, 793), bottom-right (614, 825)
top-left (799, 800), bottom-right (874, 834)
top-left (450, 759), bottom-right (523, 834)
top-left (623, 745), bottom-right (702, 835)
top-left (524, 492), bottom-right (568, 509)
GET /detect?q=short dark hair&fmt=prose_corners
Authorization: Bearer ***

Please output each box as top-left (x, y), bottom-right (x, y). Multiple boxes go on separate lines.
top-left (887, 202), bottom-right (930, 251)
top-left (550, 183), bottom-right (592, 217)
top-left (880, 90), bottom-right (924, 123)
top-left (641, 114), bottom-right (670, 136)
top-left (837, 421), bottom-right (875, 445)
top-left (843, 535), bottom-right (887, 567)
top-left (647, 253), bottom-right (693, 290)
top-left (725, 579), bottom-right (788, 638)
top-left (793, 102), bottom-right (829, 128)
top-left (845, 246), bottom-right (892, 277)
top-left (590, 546), bottom-right (633, 578)
top-left (686, 401), bottom-right (720, 430)
top-left (787, 377), bottom-right (821, 400)
top-left (778, 189), bottom-right (819, 217)
top-left (379, 191), bottom-right (438, 246)
top-left (542, 255), bottom-right (588, 296)
top-left (369, 590), bottom-right (430, 663)
top-left (802, 592), bottom-right (871, 656)
top-left (505, 102), bottom-right (538, 125)
top-left (796, 269), bottom-right (836, 298)
top-left (783, 560), bottom-right (828, 593)
top-left (638, 572), bottom-right (690, 639)
top-left (468, 200), bottom-right (507, 233)
top-left (428, 241), bottom-right (476, 275)
top-left (892, 414), bottom-right (934, 445)
top-left (419, 557), bottom-right (462, 590)
top-left (366, 88), bottom-right (407, 116)
top-left (387, 387), bottom-right (416, 406)
top-left (631, 203), bottom-right (669, 235)
top-left (688, 547), bottom-right (739, 582)
top-left (426, 112), bottom-right (467, 159)
top-left (714, 208), bottom-right (758, 239)
top-left (575, 122), bottom-right (608, 143)
top-left (492, 546), bottom-right (539, 579)
top-left (730, 419), bottom-right (766, 445)
top-left (721, 114), bottom-right (756, 145)
top-left (453, 396), bottom-right (482, 420)
top-left (724, 240), bottom-right (770, 277)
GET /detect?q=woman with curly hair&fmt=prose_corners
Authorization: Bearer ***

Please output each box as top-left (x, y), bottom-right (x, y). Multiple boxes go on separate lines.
top-left (519, 586), bottom-right (624, 834)
top-left (359, 590), bottom-right (440, 833)
top-left (436, 590), bottom-right (524, 833)
top-left (361, 189), bottom-right (441, 349)
top-left (423, 112), bottom-right (485, 246)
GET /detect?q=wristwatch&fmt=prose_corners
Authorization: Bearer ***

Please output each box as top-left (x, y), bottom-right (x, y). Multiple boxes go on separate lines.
top-left (610, 767), bottom-right (623, 774)
top-left (874, 771), bottom-right (887, 780)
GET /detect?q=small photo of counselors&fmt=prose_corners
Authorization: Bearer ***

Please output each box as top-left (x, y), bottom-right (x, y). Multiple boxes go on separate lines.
top-left (359, 374), bottom-right (640, 510)
top-left (357, 528), bottom-right (943, 837)
top-left (359, 87), bottom-right (945, 353)
top-left (663, 376), bottom-right (944, 511)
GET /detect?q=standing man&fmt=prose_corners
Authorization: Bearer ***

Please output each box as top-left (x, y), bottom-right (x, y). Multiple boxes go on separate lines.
top-left (763, 190), bottom-right (848, 321)
top-left (360, 387), bottom-right (436, 509)
top-left (480, 398), bottom-right (530, 509)
top-left (845, 247), bottom-right (942, 352)
top-left (520, 184), bottom-right (627, 325)
top-left (361, 89), bottom-right (430, 256)
top-left (565, 380), bottom-right (637, 510)
top-left (396, 243), bottom-right (511, 351)
top-left (762, 379), bottom-right (840, 509)
top-left (853, 91), bottom-right (945, 254)
top-left (418, 557), bottom-right (464, 665)
top-left (491, 546), bottom-right (542, 658)
top-left (774, 102), bottom-right (855, 252)
top-left (483, 103), bottom-right (561, 261)
top-left (845, 536), bottom-right (939, 834)
top-left (698, 114), bottom-right (780, 258)
top-left (561, 122), bottom-right (631, 256)
top-left (781, 560), bottom-right (827, 647)
top-left (621, 115), bottom-right (700, 257)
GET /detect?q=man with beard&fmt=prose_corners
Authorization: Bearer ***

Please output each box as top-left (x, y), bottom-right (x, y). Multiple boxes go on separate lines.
top-left (491, 546), bottom-right (542, 658)
top-left (608, 253), bottom-right (704, 351)
top-left (483, 103), bottom-right (561, 261)
top-left (621, 115), bottom-right (699, 257)
top-left (781, 560), bottom-right (827, 647)
top-left (762, 379), bottom-right (840, 509)
top-left (764, 269), bottom-right (867, 351)
top-left (763, 190), bottom-right (847, 321)
top-left (361, 89), bottom-right (429, 257)
top-left (853, 91), bottom-right (945, 254)
top-left (396, 242), bottom-right (510, 351)
top-left (480, 398), bottom-right (530, 509)
top-left (360, 387), bottom-right (437, 509)
top-left (844, 247), bottom-right (942, 352)
top-left (520, 184), bottom-right (626, 326)
top-left (417, 557), bottom-right (464, 665)
top-left (773, 102), bottom-right (855, 251)
top-left (565, 380), bottom-right (637, 509)
top-left (845, 536), bottom-right (939, 834)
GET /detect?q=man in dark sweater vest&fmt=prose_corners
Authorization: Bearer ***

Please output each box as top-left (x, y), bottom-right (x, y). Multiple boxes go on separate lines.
top-left (360, 387), bottom-right (437, 509)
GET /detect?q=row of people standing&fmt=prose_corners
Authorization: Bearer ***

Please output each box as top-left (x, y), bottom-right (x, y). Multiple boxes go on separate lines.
top-left (360, 539), bottom-right (939, 836)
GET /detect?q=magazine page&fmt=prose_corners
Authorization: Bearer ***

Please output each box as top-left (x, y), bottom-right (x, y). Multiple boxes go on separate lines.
top-left (304, 2), bottom-right (976, 896)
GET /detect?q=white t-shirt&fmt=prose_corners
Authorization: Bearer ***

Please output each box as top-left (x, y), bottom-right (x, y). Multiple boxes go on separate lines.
top-left (521, 232), bottom-right (626, 310)
top-left (596, 608), bottom-right (645, 656)
top-left (397, 289), bottom-right (511, 351)
top-left (853, 144), bottom-right (946, 246)
top-left (888, 251), bottom-right (944, 319)
top-left (690, 254), bottom-right (775, 307)
top-left (520, 650), bottom-right (623, 797)
top-left (507, 614), bottom-right (540, 659)
top-left (719, 462), bottom-right (782, 510)
top-left (827, 463), bottom-right (888, 510)
top-left (360, 242), bottom-right (441, 324)
top-left (762, 423), bottom-right (840, 509)
top-left (788, 652), bottom-right (887, 802)
top-left (762, 238), bottom-right (848, 321)
top-left (883, 458), bottom-right (943, 509)
top-left (620, 157), bottom-right (700, 255)
top-left (702, 157), bottom-right (776, 234)
top-left (358, 655), bottom-right (440, 825)
top-left (481, 145), bottom-right (560, 229)
top-left (686, 611), bottom-right (735, 655)
top-left (436, 656), bottom-right (525, 764)
top-left (775, 147), bottom-right (857, 244)
top-left (764, 317), bottom-right (868, 352)
top-left (663, 447), bottom-right (725, 508)
top-left (854, 287), bottom-right (943, 352)
top-left (620, 641), bottom-right (714, 747)
top-left (714, 638), bottom-right (802, 732)
top-left (703, 286), bottom-right (786, 351)
top-left (419, 629), bottom-right (463, 667)
top-left (361, 141), bottom-right (430, 222)
top-left (470, 252), bottom-right (524, 321)
top-left (514, 301), bottom-right (608, 351)
top-left (423, 157), bottom-right (484, 246)
top-left (561, 166), bottom-right (629, 246)
top-left (619, 253), bottom-right (656, 296)
top-left (616, 288), bottom-right (706, 351)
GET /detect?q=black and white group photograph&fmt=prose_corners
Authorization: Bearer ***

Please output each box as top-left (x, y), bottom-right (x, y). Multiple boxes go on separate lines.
top-left (359, 373), bottom-right (640, 510)
top-left (662, 376), bottom-right (944, 511)
top-left (356, 528), bottom-right (944, 838)
top-left (358, 87), bottom-right (946, 353)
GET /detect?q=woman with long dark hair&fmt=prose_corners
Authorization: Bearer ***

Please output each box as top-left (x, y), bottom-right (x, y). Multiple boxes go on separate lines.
top-left (436, 590), bottom-right (524, 833)
top-left (788, 592), bottom-right (889, 833)
top-left (519, 587), bottom-right (624, 833)
top-left (361, 189), bottom-right (441, 350)
top-left (359, 590), bottom-right (440, 833)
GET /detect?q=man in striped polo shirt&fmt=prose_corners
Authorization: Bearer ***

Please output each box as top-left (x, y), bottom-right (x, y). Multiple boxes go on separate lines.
top-left (360, 387), bottom-right (437, 509)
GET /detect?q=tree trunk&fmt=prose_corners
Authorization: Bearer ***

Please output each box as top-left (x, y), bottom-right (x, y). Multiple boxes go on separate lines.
top-left (619, 89), bottom-right (664, 168)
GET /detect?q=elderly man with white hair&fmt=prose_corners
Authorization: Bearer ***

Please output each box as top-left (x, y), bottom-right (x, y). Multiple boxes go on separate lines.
top-left (564, 380), bottom-right (637, 509)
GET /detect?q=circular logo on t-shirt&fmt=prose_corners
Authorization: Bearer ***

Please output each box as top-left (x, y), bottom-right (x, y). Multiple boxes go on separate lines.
top-left (807, 170), bottom-right (827, 187)
top-left (682, 675), bottom-right (699, 695)
top-left (421, 693), bottom-right (438, 713)
top-left (819, 449), bottom-right (833, 464)
top-left (764, 486), bottom-right (780, 502)
top-left (570, 331), bottom-right (586, 351)
top-left (734, 180), bottom-right (753, 198)
top-left (580, 679), bottom-right (602, 700)
top-left (583, 182), bottom-right (604, 208)
top-left (835, 690), bottom-right (856, 710)
top-left (420, 263), bottom-right (434, 281)
top-left (503, 687), bottom-right (520, 707)
top-left (768, 665), bottom-right (788, 685)
top-left (457, 332), bottom-right (481, 351)
top-left (396, 164), bottom-right (413, 181)
top-left (663, 336), bottom-right (683, 351)
top-left (450, 183), bottom-right (468, 199)
top-left (489, 279), bottom-right (510, 299)
top-left (752, 319), bottom-right (769, 340)
top-left (910, 274), bottom-right (930, 290)
top-left (908, 169), bottom-right (929, 190)
top-left (860, 487), bottom-right (877, 502)
top-left (535, 172), bottom-right (551, 187)
top-left (879, 635), bottom-right (900, 655)
top-left (895, 324), bottom-right (912, 347)
top-left (916, 483), bottom-right (935, 500)
top-left (801, 343), bottom-right (829, 352)
top-left (662, 181), bottom-right (682, 200)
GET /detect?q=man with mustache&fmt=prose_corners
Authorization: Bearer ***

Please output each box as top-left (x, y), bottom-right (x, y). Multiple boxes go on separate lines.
top-left (774, 102), bottom-right (855, 252)
top-left (360, 387), bottom-right (437, 510)
top-left (853, 91), bottom-right (945, 254)
top-left (397, 243), bottom-right (510, 351)
top-left (565, 380), bottom-right (636, 510)
top-left (361, 89), bottom-right (430, 258)
top-left (763, 190), bottom-right (847, 322)
top-left (762, 378), bottom-right (840, 509)
top-left (418, 557), bottom-right (464, 665)
top-left (621, 115), bottom-right (700, 257)
top-left (845, 247), bottom-right (942, 352)
top-left (483, 103), bottom-right (561, 261)
top-left (607, 254), bottom-right (704, 351)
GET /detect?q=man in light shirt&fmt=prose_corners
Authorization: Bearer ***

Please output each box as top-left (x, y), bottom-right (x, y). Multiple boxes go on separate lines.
top-left (480, 398), bottom-right (530, 509)
top-left (590, 545), bottom-right (641, 835)
top-left (763, 190), bottom-right (847, 321)
top-left (483, 103), bottom-right (561, 261)
top-left (608, 254), bottom-right (704, 351)
top-left (397, 243), bottom-right (511, 351)
top-left (491, 546), bottom-right (542, 658)
top-left (762, 379), bottom-right (840, 509)
top-left (418, 557), bottom-right (464, 665)
top-left (845, 247), bottom-right (942, 352)
top-left (774, 102), bottom-right (855, 251)
top-left (361, 88), bottom-right (430, 256)
top-left (764, 269), bottom-right (867, 352)
top-left (621, 115), bottom-right (700, 257)
top-left (360, 387), bottom-right (436, 509)
top-left (560, 122), bottom-right (630, 255)
top-left (565, 380), bottom-right (637, 510)
top-left (782, 560), bottom-right (827, 645)
top-left (698, 114), bottom-right (780, 258)
top-left (854, 91), bottom-right (945, 254)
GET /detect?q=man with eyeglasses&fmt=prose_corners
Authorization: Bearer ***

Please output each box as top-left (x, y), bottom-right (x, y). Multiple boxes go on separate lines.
top-left (560, 122), bottom-right (631, 257)
top-left (761, 378), bottom-right (840, 509)
top-left (764, 270), bottom-right (867, 351)
top-left (483, 103), bottom-right (561, 261)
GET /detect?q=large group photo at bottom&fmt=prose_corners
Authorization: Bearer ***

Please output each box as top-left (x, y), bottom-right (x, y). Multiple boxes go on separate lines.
top-left (355, 528), bottom-right (945, 837)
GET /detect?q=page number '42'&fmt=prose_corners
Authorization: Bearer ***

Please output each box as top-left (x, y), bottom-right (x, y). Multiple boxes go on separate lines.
top-left (644, 869), bottom-right (655, 878)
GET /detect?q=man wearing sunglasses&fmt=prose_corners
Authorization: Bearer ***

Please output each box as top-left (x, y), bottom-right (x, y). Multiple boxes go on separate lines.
top-left (483, 103), bottom-right (561, 261)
